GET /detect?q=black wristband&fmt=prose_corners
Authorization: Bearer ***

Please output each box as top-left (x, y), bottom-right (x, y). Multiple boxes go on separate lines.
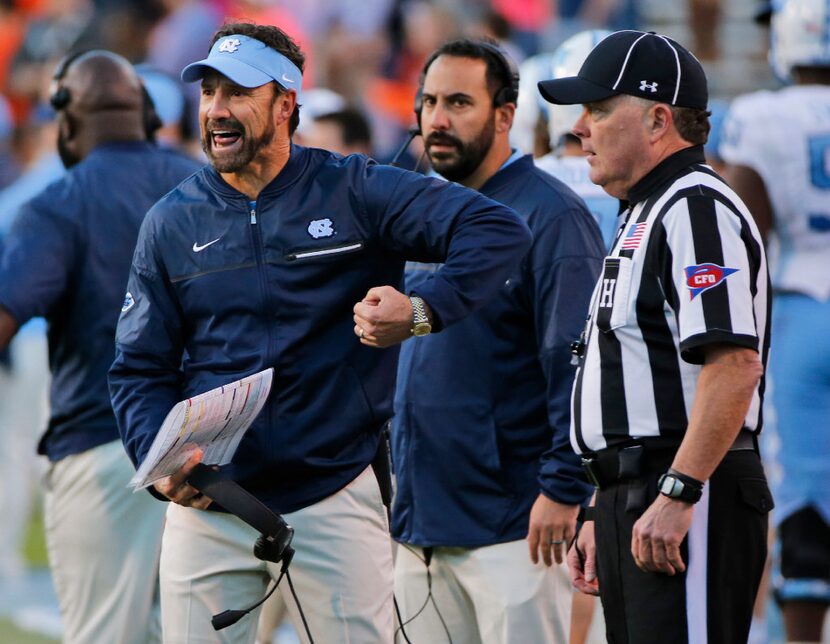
top-left (577, 506), bottom-right (595, 523)
top-left (658, 470), bottom-right (703, 504)
top-left (667, 467), bottom-right (704, 491)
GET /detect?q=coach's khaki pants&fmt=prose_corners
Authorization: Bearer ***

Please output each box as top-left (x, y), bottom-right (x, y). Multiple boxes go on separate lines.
top-left (44, 439), bottom-right (166, 644)
top-left (395, 538), bottom-right (571, 644)
top-left (160, 466), bottom-right (395, 643)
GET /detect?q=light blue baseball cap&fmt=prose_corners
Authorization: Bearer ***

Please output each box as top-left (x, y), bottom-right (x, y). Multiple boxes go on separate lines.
top-left (181, 34), bottom-right (303, 102)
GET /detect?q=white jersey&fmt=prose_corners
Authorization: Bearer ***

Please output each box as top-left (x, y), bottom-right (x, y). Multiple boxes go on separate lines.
top-left (720, 85), bottom-right (830, 301)
top-left (535, 154), bottom-right (620, 249)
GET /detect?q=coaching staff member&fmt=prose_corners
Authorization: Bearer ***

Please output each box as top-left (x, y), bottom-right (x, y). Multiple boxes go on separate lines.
top-left (0, 52), bottom-right (201, 643)
top-left (538, 30), bottom-right (773, 643)
top-left (392, 39), bottom-right (604, 642)
top-left (109, 23), bottom-right (531, 643)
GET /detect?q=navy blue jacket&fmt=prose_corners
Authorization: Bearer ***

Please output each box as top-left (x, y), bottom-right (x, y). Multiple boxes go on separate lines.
top-left (0, 142), bottom-right (200, 461)
top-left (109, 145), bottom-right (532, 514)
top-left (392, 155), bottom-right (605, 547)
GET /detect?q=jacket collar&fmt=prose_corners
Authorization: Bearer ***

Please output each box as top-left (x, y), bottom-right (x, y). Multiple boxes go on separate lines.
top-left (478, 153), bottom-right (534, 195)
top-left (203, 143), bottom-right (310, 200)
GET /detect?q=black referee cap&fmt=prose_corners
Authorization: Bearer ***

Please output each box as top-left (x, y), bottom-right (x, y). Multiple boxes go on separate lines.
top-left (538, 30), bottom-right (708, 110)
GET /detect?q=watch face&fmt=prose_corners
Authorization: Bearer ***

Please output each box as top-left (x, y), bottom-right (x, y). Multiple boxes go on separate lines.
top-left (659, 475), bottom-right (681, 498)
top-left (413, 322), bottom-right (432, 337)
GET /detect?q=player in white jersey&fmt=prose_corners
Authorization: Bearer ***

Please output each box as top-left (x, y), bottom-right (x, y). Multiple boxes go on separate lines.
top-left (530, 31), bottom-right (619, 250)
top-left (536, 149), bottom-right (618, 250)
top-left (512, 50), bottom-right (556, 157)
top-left (719, 1), bottom-right (830, 640)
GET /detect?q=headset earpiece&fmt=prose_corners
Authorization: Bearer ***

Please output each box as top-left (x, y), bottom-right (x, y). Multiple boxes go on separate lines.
top-left (253, 523), bottom-right (294, 564)
top-left (49, 87), bottom-right (71, 111)
top-left (413, 83), bottom-right (424, 131)
top-left (477, 41), bottom-right (520, 107)
top-left (49, 49), bottom-right (89, 112)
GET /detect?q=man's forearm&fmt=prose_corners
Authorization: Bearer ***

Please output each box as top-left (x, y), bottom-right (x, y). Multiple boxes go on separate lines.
top-left (671, 344), bottom-right (762, 481)
top-left (109, 348), bottom-right (184, 467)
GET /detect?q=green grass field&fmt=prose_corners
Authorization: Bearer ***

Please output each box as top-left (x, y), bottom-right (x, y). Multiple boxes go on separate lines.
top-left (22, 499), bottom-right (48, 569)
top-left (0, 618), bottom-right (58, 644)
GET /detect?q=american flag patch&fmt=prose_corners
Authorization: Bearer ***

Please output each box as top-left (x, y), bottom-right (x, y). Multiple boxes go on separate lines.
top-left (621, 222), bottom-right (647, 250)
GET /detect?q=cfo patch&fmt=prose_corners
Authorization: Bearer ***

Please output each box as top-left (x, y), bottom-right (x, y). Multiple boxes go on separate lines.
top-left (684, 263), bottom-right (738, 300)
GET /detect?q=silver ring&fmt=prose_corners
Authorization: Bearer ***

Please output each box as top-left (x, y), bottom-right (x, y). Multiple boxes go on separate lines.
top-left (550, 539), bottom-right (564, 545)
top-left (359, 328), bottom-right (365, 339)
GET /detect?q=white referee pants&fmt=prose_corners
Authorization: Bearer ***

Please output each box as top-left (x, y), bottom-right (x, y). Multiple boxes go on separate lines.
top-left (394, 539), bottom-right (572, 644)
top-left (44, 439), bottom-right (166, 644)
top-left (159, 465), bottom-right (395, 643)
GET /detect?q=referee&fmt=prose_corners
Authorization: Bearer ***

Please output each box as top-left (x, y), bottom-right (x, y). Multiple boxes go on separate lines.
top-left (538, 31), bottom-right (773, 643)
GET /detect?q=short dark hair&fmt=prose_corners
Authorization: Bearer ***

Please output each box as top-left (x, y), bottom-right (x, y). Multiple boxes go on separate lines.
top-left (421, 39), bottom-right (515, 107)
top-left (315, 108), bottom-right (372, 149)
top-left (671, 106), bottom-right (710, 146)
top-left (211, 22), bottom-right (305, 135)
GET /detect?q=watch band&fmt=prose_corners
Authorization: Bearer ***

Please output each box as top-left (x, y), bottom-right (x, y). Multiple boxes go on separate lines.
top-left (409, 295), bottom-right (432, 336)
top-left (657, 472), bottom-right (703, 504)
top-left (667, 467), bottom-right (705, 490)
top-left (410, 295), bottom-right (428, 324)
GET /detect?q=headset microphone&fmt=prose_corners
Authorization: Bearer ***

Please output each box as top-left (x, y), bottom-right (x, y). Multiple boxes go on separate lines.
top-left (211, 547), bottom-right (295, 630)
top-left (186, 464), bottom-right (314, 640)
top-left (389, 126), bottom-right (421, 168)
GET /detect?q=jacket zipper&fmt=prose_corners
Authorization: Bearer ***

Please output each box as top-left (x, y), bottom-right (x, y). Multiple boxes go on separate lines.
top-left (249, 200), bottom-right (274, 432)
top-left (249, 201), bottom-right (266, 298)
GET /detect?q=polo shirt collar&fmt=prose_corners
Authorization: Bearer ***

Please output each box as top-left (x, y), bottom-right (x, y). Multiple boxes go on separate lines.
top-left (625, 144), bottom-right (705, 206)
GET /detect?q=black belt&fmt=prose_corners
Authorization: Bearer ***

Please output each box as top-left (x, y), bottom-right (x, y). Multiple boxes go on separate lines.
top-left (730, 428), bottom-right (756, 451)
top-left (581, 429), bottom-right (757, 490)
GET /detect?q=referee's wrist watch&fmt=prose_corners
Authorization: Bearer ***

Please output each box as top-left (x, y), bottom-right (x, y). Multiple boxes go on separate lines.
top-left (657, 472), bottom-right (703, 504)
top-left (409, 295), bottom-right (432, 337)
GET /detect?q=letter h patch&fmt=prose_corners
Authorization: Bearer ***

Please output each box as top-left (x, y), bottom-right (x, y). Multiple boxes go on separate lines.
top-left (596, 257), bottom-right (623, 333)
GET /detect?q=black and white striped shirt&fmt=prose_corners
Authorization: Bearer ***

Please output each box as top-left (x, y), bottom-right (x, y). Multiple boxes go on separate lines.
top-left (571, 146), bottom-right (770, 454)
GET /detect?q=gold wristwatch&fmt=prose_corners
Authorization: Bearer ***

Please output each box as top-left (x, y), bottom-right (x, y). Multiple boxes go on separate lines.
top-left (409, 295), bottom-right (432, 337)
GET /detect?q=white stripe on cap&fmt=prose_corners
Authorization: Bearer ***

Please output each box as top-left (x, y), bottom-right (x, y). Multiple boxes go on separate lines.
top-left (612, 32), bottom-right (650, 90)
top-left (656, 35), bottom-right (682, 105)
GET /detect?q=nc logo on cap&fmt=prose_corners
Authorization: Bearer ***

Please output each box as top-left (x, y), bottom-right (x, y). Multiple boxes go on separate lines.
top-left (218, 38), bottom-right (241, 54)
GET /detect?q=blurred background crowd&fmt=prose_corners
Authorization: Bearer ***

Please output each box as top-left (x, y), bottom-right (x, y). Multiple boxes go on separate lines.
top-left (0, 0), bottom-right (775, 184)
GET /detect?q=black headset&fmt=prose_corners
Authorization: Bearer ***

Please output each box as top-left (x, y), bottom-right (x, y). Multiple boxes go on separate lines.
top-left (185, 463), bottom-right (306, 634)
top-left (390, 41), bottom-right (520, 169)
top-left (48, 49), bottom-right (163, 140)
top-left (413, 40), bottom-right (520, 129)
top-left (49, 49), bottom-right (89, 111)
